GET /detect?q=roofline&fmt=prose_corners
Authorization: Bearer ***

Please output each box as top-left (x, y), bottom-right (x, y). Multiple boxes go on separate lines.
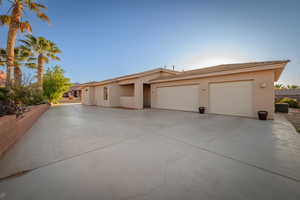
top-left (80, 68), bottom-right (179, 87)
top-left (149, 62), bottom-right (289, 84)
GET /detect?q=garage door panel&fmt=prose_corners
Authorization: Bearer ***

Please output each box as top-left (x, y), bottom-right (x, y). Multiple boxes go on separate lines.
top-left (156, 85), bottom-right (199, 112)
top-left (209, 81), bottom-right (253, 117)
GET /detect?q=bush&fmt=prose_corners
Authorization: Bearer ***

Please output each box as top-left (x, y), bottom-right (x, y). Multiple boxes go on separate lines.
top-left (43, 66), bottom-right (71, 104)
top-left (0, 88), bottom-right (24, 117)
top-left (8, 85), bottom-right (47, 106)
top-left (279, 97), bottom-right (299, 108)
top-left (0, 85), bottom-right (48, 117)
top-left (0, 87), bottom-right (9, 101)
top-left (275, 97), bottom-right (281, 104)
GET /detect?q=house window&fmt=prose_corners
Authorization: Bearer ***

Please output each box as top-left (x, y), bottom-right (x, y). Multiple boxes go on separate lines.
top-left (104, 87), bottom-right (108, 100)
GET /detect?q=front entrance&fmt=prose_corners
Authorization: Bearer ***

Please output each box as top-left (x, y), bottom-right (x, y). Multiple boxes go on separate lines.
top-left (143, 84), bottom-right (151, 108)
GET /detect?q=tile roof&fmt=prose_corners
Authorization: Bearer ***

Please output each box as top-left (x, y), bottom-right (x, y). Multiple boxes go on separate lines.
top-left (150, 60), bottom-right (290, 82)
top-left (81, 68), bottom-right (179, 87)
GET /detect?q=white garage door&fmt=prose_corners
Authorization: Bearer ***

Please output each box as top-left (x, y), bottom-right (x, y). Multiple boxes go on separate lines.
top-left (156, 85), bottom-right (199, 112)
top-left (209, 81), bottom-right (253, 117)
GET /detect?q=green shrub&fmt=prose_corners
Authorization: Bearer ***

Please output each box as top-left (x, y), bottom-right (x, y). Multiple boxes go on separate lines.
top-left (275, 97), bottom-right (281, 104)
top-left (297, 128), bottom-right (300, 134)
top-left (43, 66), bottom-right (71, 104)
top-left (279, 97), bottom-right (299, 108)
top-left (0, 85), bottom-right (48, 117)
top-left (0, 87), bottom-right (9, 101)
top-left (9, 85), bottom-right (47, 106)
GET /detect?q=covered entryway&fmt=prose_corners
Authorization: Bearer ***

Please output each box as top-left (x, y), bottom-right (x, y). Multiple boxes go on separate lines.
top-left (143, 84), bottom-right (151, 108)
top-left (209, 81), bottom-right (254, 117)
top-left (156, 85), bottom-right (199, 111)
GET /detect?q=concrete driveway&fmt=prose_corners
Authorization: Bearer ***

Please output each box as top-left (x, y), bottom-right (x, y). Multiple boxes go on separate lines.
top-left (0, 104), bottom-right (300, 200)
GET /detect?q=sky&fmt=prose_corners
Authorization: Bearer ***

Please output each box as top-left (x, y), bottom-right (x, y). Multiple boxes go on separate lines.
top-left (0, 0), bottom-right (299, 84)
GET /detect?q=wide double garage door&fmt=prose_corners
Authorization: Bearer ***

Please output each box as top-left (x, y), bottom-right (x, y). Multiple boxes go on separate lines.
top-left (209, 81), bottom-right (254, 117)
top-left (156, 81), bottom-right (254, 117)
top-left (156, 85), bottom-right (199, 112)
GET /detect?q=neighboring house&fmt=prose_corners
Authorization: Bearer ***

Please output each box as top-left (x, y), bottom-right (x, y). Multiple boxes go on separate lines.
top-left (275, 89), bottom-right (300, 102)
top-left (81, 60), bottom-right (289, 119)
top-left (0, 70), bottom-right (6, 87)
top-left (63, 83), bottom-right (82, 98)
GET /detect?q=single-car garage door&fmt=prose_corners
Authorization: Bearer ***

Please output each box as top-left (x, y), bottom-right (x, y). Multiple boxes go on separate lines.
top-left (156, 85), bottom-right (199, 112)
top-left (209, 81), bottom-right (253, 117)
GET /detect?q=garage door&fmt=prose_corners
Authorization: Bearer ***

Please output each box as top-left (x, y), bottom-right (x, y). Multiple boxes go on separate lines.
top-left (209, 81), bottom-right (253, 117)
top-left (156, 85), bottom-right (199, 112)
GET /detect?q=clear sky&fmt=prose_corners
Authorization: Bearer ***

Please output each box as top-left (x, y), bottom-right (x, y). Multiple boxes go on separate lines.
top-left (0, 0), bottom-right (299, 84)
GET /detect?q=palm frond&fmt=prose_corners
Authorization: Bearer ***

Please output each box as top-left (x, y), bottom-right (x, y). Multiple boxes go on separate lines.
top-left (27, 57), bottom-right (36, 62)
top-left (43, 55), bottom-right (49, 63)
top-left (0, 15), bottom-right (11, 25)
top-left (25, 62), bottom-right (37, 69)
top-left (19, 21), bottom-right (32, 32)
top-left (36, 12), bottom-right (50, 23)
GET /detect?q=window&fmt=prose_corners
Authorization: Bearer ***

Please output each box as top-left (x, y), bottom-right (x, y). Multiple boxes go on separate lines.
top-left (104, 87), bottom-right (108, 100)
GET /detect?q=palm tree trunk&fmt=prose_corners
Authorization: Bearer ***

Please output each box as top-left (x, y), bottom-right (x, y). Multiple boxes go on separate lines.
top-left (14, 65), bottom-right (22, 86)
top-left (37, 54), bottom-right (45, 92)
top-left (6, 2), bottom-right (23, 87)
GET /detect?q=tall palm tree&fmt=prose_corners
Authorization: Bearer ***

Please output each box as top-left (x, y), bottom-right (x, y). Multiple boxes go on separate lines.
top-left (0, 46), bottom-right (34, 86)
top-left (0, 0), bottom-right (50, 87)
top-left (20, 35), bottom-right (61, 92)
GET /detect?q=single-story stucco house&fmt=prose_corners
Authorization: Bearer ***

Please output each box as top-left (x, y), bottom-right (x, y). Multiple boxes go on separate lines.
top-left (80, 60), bottom-right (289, 119)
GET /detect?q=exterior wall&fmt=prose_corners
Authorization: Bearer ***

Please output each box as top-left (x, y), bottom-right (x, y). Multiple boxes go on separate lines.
top-left (93, 84), bottom-right (120, 107)
top-left (81, 88), bottom-right (87, 104)
top-left (120, 84), bottom-right (134, 96)
top-left (0, 104), bottom-right (49, 157)
top-left (151, 70), bottom-right (275, 119)
top-left (117, 71), bottom-right (172, 109)
top-left (109, 83), bottom-right (121, 107)
top-left (120, 96), bottom-right (135, 108)
top-left (81, 87), bottom-right (95, 105)
top-left (83, 71), bottom-right (174, 109)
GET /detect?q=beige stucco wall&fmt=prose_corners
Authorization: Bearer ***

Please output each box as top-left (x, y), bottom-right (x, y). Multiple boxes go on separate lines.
top-left (81, 88), bottom-right (88, 105)
top-left (120, 96), bottom-right (135, 108)
top-left (82, 71), bottom-right (175, 109)
top-left (117, 71), bottom-right (173, 109)
top-left (151, 70), bottom-right (275, 119)
top-left (120, 84), bottom-right (134, 96)
top-left (92, 84), bottom-right (120, 107)
top-left (81, 87), bottom-right (95, 105)
top-left (82, 69), bottom-right (276, 119)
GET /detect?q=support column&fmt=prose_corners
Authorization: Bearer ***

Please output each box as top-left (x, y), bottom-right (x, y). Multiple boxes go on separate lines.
top-left (134, 81), bottom-right (143, 109)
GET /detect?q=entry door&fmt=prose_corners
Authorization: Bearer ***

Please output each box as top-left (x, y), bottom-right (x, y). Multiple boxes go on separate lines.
top-left (156, 85), bottom-right (199, 112)
top-left (209, 81), bottom-right (253, 117)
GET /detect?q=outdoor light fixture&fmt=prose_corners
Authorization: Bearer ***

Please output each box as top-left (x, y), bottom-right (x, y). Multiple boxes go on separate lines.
top-left (260, 83), bottom-right (267, 88)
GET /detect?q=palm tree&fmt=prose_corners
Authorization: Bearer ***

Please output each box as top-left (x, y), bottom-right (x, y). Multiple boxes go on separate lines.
top-left (0, 46), bottom-right (34, 86)
top-left (20, 35), bottom-right (61, 92)
top-left (0, 0), bottom-right (50, 87)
